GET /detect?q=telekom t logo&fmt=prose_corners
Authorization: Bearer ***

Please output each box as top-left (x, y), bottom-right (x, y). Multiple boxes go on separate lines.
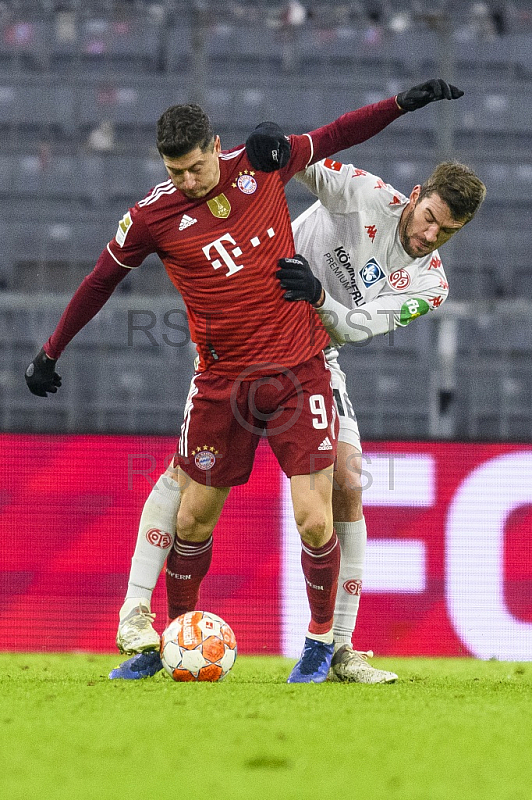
top-left (202, 228), bottom-right (276, 276)
top-left (202, 233), bottom-right (244, 277)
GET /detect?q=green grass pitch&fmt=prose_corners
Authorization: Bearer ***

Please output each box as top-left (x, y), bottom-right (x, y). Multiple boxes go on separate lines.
top-left (1, 653), bottom-right (531, 800)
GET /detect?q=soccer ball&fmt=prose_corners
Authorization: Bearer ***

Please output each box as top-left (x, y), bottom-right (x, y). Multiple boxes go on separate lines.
top-left (160, 611), bottom-right (237, 682)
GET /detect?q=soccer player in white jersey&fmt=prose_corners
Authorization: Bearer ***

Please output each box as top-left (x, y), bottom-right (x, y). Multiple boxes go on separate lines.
top-left (275, 158), bottom-right (486, 681)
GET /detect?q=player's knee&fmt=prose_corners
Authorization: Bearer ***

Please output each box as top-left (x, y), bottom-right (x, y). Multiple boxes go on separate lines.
top-left (332, 482), bottom-right (363, 522)
top-left (176, 504), bottom-right (215, 541)
top-left (296, 511), bottom-right (331, 548)
top-left (336, 457), bottom-right (362, 492)
top-left (333, 455), bottom-right (363, 520)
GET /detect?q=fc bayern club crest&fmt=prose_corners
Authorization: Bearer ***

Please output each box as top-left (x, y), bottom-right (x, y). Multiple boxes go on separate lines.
top-left (388, 268), bottom-right (411, 291)
top-left (236, 173), bottom-right (257, 195)
top-left (192, 446), bottom-right (219, 471)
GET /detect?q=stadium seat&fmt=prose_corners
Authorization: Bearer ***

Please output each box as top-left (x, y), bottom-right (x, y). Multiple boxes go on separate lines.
top-left (75, 80), bottom-right (184, 128)
top-left (102, 155), bottom-right (167, 205)
top-left (50, 16), bottom-right (162, 74)
top-left (455, 358), bottom-right (532, 441)
top-left (0, 11), bottom-right (530, 440)
top-left (297, 27), bottom-right (410, 80)
top-left (0, 19), bottom-right (49, 71)
top-left (0, 79), bottom-right (73, 132)
top-left (0, 154), bottom-right (14, 193)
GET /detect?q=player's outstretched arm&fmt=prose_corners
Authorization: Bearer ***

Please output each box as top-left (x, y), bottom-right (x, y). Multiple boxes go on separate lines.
top-left (309, 79), bottom-right (463, 163)
top-left (24, 249), bottom-right (130, 397)
top-left (245, 79), bottom-right (464, 173)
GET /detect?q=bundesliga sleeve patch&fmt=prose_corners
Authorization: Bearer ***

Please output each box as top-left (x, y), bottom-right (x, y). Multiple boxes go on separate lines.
top-left (399, 298), bottom-right (430, 325)
top-left (115, 212), bottom-right (133, 247)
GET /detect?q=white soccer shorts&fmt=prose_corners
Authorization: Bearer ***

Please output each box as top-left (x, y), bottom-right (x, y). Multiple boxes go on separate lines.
top-left (325, 346), bottom-right (362, 453)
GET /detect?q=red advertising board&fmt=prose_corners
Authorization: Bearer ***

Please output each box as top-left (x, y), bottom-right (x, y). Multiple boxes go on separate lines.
top-left (1, 435), bottom-right (531, 659)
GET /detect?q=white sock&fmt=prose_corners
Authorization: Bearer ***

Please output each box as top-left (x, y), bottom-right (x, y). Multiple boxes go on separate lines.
top-left (333, 518), bottom-right (367, 648)
top-left (121, 473), bottom-right (180, 618)
top-left (306, 629), bottom-right (334, 645)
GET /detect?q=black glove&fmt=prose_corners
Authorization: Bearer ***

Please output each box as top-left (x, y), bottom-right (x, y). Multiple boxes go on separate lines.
top-left (25, 348), bottom-right (62, 397)
top-left (396, 79), bottom-right (464, 112)
top-left (277, 255), bottom-right (323, 305)
top-left (245, 122), bottom-right (291, 172)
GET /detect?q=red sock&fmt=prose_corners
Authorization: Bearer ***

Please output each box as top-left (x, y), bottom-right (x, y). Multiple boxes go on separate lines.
top-left (165, 535), bottom-right (213, 623)
top-left (301, 530), bottom-right (340, 635)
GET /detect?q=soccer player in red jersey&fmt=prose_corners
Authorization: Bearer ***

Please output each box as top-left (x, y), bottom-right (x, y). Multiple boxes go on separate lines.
top-left (26, 80), bottom-right (462, 682)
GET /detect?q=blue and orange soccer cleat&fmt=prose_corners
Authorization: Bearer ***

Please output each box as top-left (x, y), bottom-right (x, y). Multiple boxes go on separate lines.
top-left (287, 637), bottom-right (334, 684)
top-left (109, 650), bottom-right (163, 680)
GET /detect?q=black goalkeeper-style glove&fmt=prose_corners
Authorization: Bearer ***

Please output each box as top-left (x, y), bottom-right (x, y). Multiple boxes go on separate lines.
top-left (245, 122), bottom-right (291, 172)
top-left (396, 79), bottom-right (464, 112)
top-left (25, 348), bottom-right (62, 397)
top-left (277, 255), bottom-right (323, 305)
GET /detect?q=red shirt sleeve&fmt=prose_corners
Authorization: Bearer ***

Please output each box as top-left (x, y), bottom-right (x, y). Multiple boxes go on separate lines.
top-left (44, 203), bottom-right (159, 358)
top-left (279, 96), bottom-right (404, 183)
top-left (107, 203), bottom-right (158, 267)
top-left (43, 248), bottom-right (130, 359)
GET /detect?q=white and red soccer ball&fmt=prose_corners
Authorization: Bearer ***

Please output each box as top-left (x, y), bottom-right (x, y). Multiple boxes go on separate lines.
top-left (160, 611), bottom-right (237, 682)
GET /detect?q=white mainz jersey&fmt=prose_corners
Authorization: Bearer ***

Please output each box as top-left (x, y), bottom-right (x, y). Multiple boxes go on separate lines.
top-left (292, 159), bottom-right (449, 345)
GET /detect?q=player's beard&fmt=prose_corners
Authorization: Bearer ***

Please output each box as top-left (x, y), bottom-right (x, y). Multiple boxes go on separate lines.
top-left (399, 207), bottom-right (432, 259)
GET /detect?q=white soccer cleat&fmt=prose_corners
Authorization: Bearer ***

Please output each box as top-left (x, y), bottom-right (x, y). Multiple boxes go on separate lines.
top-left (116, 603), bottom-right (160, 655)
top-left (328, 645), bottom-right (398, 684)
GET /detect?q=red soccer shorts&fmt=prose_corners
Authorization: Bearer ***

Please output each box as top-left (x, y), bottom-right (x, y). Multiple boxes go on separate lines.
top-left (176, 353), bottom-right (338, 486)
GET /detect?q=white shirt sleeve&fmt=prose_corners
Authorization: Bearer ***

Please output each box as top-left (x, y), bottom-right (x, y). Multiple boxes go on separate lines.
top-left (317, 272), bottom-right (450, 345)
top-left (316, 292), bottom-right (403, 344)
top-left (295, 160), bottom-right (400, 215)
top-left (295, 158), bottom-right (386, 214)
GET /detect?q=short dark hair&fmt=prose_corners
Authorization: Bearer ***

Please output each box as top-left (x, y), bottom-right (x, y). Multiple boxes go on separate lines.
top-left (156, 104), bottom-right (214, 159)
top-left (418, 161), bottom-right (486, 223)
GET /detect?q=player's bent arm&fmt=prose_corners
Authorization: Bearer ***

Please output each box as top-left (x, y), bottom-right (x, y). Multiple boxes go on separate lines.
top-left (316, 278), bottom-right (449, 345)
top-left (316, 292), bottom-right (403, 345)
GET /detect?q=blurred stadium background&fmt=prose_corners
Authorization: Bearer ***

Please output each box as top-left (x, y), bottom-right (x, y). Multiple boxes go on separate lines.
top-left (1, 0), bottom-right (531, 438)
top-left (1, 0), bottom-right (531, 659)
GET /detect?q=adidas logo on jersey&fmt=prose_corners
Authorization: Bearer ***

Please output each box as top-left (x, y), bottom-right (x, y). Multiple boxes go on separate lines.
top-left (318, 437), bottom-right (333, 451)
top-left (179, 214), bottom-right (197, 231)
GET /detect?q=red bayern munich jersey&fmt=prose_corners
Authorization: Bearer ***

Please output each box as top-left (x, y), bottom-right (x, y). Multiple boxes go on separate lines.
top-left (107, 137), bottom-right (329, 378)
